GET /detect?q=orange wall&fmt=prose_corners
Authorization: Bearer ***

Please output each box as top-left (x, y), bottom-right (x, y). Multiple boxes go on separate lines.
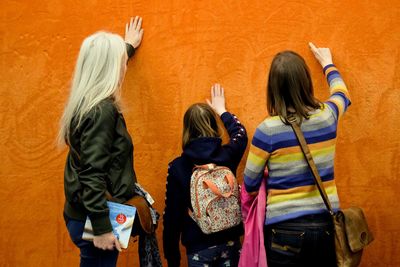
top-left (1, 1), bottom-right (399, 266)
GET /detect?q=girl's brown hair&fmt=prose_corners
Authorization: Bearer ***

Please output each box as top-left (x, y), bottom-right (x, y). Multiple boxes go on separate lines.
top-left (267, 51), bottom-right (322, 123)
top-left (182, 103), bottom-right (221, 149)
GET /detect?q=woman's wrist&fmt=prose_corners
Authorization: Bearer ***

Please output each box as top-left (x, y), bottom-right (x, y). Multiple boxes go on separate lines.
top-left (125, 43), bottom-right (135, 58)
top-left (321, 61), bottom-right (334, 69)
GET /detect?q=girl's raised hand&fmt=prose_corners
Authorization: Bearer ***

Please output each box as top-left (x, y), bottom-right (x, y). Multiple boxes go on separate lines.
top-left (206, 83), bottom-right (227, 116)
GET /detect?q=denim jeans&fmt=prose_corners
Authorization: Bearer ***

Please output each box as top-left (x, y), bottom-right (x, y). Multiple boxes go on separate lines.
top-left (264, 213), bottom-right (336, 267)
top-left (65, 215), bottom-right (119, 267)
top-left (187, 240), bottom-right (241, 267)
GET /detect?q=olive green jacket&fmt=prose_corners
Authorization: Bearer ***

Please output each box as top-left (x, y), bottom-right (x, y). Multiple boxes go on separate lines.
top-left (64, 99), bottom-right (137, 235)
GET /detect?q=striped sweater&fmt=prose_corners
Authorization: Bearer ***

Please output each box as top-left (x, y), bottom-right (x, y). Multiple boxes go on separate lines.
top-left (244, 64), bottom-right (351, 225)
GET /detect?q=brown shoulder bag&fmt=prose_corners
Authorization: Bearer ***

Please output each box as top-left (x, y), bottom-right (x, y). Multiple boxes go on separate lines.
top-left (288, 116), bottom-right (374, 267)
top-left (106, 192), bottom-right (157, 237)
top-left (125, 195), bottom-right (156, 236)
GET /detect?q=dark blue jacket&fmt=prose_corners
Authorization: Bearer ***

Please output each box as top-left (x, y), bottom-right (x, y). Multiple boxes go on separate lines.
top-left (163, 112), bottom-right (248, 267)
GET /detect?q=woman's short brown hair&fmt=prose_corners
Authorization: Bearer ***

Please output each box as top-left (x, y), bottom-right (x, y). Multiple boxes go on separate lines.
top-left (182, 103), bottom-right (221, 149)
top-left (267, 51), bottom-right (321, 123)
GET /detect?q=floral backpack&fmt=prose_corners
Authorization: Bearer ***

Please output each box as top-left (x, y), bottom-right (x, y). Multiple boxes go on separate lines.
top-left (189, 163), bottom-right (241, 234)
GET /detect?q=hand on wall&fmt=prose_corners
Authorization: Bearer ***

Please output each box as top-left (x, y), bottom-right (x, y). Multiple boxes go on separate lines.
top-left (125, 16), bottom-right (144, 49)
top-left (309, 42), bottom-right (333, 68)
top-left (207, 83), bottom-right (227, 116)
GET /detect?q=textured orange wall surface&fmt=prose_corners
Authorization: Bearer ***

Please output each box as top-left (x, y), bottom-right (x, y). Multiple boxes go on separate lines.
top-left (1, 0), bottom-right (399, 266)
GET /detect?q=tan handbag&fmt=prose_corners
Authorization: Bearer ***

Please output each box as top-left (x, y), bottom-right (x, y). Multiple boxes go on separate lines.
top-left (288, 116), bottom-right (374, 267)
top-left (125, 195), bottom-right (156, 236)
top-left (106, 192), bottom-right (157, 237)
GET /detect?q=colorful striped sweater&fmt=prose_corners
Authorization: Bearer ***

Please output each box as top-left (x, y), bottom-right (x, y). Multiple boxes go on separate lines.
top-left (243, 64), bottom-right (351, 225)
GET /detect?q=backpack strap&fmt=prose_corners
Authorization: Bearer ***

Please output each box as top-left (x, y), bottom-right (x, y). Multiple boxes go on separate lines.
top-left (203, 173), bottom-right (235, 198)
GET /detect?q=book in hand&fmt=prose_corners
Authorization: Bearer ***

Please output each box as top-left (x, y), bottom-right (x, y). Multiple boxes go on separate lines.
top-left (82, 201), bottom-right (137, 249)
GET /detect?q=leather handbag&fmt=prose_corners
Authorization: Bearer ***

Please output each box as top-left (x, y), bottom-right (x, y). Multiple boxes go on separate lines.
top-left (125, 195), bottom-right (156, 236)
top-left (108, 187), bottom-right (163, 266)
top-left (288, 116), bottom-right (374, 267)
top-left (106, 187), bottom-right (158, 237)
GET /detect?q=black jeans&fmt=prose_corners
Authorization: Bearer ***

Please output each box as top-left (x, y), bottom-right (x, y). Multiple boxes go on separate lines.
top-left (264, 213), bottom-right (336, 267)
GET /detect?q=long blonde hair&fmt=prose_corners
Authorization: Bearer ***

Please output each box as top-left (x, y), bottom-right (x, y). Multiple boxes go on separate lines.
top-left (58, 31), bottom-right (127, 145)
top-left (182, 103), bottom-right (221, 149)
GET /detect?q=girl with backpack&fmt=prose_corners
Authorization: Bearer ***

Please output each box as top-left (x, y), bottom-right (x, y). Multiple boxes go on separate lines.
top-left (163, 84), bottom-right (248, 267)
top-left (243, 43), bottom-right (351, 266)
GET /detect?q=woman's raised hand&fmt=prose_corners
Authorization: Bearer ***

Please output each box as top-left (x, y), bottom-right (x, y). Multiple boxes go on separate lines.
top-left (125, 16), bottom-right (144, 48)
top-left (309, 42), bottom-right (333, 68)
top-left (207, 83), bottom-right (227, 116)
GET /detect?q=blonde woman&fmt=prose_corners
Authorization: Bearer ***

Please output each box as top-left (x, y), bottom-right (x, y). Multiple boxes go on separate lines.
top-left (59, 17), bottom-right (143, 266)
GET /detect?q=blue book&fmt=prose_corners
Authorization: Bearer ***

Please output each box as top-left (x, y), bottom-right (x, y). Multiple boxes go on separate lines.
top-left (82, 201), bottom-right (137, 249)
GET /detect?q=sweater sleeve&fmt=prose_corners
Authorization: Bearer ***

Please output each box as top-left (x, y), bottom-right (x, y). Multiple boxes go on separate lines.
top-left (220, 112), bottom-right (248, 162)
top-left (324, 64), bottom-right (351, 120)
top-left (163, 164), bottom-right (184, 267)
top-left (78, 101), bottom-right (117, 235)
top-left (243, 122), bottom-right (271, 193)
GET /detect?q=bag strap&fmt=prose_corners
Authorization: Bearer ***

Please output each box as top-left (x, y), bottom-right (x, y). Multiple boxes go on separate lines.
top-left (287, 116), bottom-right (334, 216)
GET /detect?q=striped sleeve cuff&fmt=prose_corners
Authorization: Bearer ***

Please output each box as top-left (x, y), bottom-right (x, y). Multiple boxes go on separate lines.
top-left (323, 63), bottom-right (335, 73)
